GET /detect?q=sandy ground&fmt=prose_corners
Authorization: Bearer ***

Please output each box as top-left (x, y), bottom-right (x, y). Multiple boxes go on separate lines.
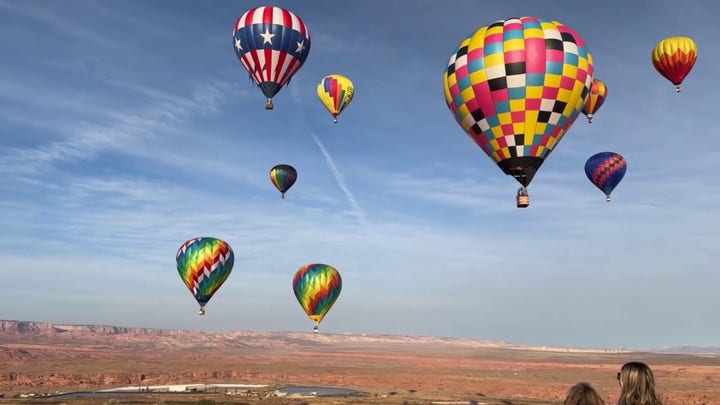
top-left (1, 331), bottom-right (718, 404)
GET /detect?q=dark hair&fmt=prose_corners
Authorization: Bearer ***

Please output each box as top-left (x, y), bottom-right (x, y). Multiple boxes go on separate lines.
top-left (563, 382), bottom-right (605, 405)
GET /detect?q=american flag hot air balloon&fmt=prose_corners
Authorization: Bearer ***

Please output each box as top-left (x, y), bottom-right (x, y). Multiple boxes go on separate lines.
top-left (233, 6), bottom-right (311, 109)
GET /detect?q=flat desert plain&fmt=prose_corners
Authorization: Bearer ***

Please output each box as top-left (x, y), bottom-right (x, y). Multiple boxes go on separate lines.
top-left (0, 321), bottom-right (718, 404)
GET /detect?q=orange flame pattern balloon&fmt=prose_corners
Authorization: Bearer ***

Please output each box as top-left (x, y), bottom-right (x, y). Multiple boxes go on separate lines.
top-left (651, 36), bottom-right (698, 92)
top-left (582, 79), bottom-right (608, 123)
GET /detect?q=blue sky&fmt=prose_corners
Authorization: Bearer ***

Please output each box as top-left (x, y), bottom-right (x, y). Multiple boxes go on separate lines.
top-left (1, 0), bottom-right (718, 349)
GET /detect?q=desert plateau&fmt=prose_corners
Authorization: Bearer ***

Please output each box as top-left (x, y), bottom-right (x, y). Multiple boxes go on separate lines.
top-left (0, 320), bottom-right (718, 404)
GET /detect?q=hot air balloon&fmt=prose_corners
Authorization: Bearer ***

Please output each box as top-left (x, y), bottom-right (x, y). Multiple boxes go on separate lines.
top-left (443, 17), bottom-right (594, 208)
top-left (584, 152), bottom-right (626, 202)
top-left (652, 36), bottom-right (697, 92)
top-left (317, 74), bottom-right (355, 123)
top-left (232, 6), bottom-right (311, 109)
top-left (270, 164), bottom-right (297, 199)
top-left (292, 263), bottom-right (342, 333)
top-left (582, 79), bottom-right (607, 123)
top-left (176, 237), bottom-right (234, 315)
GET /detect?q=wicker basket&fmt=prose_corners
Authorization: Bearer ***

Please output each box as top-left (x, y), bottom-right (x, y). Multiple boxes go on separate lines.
top-left (517, 195), bottom-right (530, 208)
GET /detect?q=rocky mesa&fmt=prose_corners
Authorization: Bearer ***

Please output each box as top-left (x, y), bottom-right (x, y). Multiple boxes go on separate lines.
top-left (1, 320), bottom-right (719, 404)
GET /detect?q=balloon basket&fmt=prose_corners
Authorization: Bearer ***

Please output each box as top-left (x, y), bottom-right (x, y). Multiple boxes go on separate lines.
top-left (198, 307), bottom-right (206, 316)
top-left (313, 325), bottom-right (319, 333)
top-left (517, 195), bottom-right (530, 208)
top-left (265, 100), bottom-right (274, 110)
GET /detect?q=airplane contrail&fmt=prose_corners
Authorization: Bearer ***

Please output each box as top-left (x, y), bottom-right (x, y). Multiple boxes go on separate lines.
top-left (311, 133), bottom-right (366, 223)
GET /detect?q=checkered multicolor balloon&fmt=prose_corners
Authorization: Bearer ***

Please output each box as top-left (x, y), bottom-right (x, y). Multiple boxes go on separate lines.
top-left (443, 17), bottom-right (594, 187)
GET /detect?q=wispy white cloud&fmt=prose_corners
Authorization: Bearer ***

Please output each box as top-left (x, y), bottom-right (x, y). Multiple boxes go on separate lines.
top-left (310, 132), bottom-right (366, 223)
top-left (72, 0), bottom-right (178, 41)
top-left (0, 1), bottom-right (111, 47)
top-left (367, 169), bottom-right (508, 209)
top-left (0, 77), bottom-right (233, 175)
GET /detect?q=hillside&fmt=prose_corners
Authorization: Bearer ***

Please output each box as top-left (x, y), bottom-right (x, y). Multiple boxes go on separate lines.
top-left (1, 320), bottom-right (718, 404)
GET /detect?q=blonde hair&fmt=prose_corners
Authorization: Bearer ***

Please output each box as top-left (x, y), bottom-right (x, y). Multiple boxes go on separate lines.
top-left (563, 382), bottom-right (606, 405)
top-left (618, 361), bottom-right (663, 405)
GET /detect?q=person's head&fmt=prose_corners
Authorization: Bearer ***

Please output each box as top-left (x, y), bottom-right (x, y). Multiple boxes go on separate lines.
top-left (563, 382), bottom-right (605, 405)
top-left (617, 361), bottom-right (663, 405)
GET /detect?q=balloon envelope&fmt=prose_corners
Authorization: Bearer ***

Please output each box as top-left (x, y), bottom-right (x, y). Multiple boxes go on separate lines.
top-left (652, 36), bottom-right (697, 91)
top-left (292, 263), bottom-right (342, 328)
top-left (443, 17), bottom-right (594, 187)
top-left (584, 152), bottom-right (627, 201)
top-left (317, 74), bottom-right (355, 123)
top-left (582, 79), bottom-right (607, 123)
top-left (270, 164), bottom-right (297, 198)
top-left (233, 6), bottom-right (311, 105)
top-left (176, 237), bottom-right (234, 312)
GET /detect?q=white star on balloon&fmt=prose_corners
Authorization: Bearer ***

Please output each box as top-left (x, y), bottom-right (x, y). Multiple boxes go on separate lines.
top-left (260, 29), bottom-right (275, 45)
top-left (295, 40), bottom-right (305, 54)
top-left (234, 38), bottom-right (243, 51)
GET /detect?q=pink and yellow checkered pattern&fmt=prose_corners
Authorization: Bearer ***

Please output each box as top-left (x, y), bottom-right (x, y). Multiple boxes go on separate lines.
top-left (443, 17), bottom-right (594, 167)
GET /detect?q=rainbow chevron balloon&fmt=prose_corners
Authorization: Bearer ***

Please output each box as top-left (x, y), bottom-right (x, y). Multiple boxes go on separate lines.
top-left (292, 263), bottom-right (342, 332)
top-left (176, 237), bottom-right (234, 314)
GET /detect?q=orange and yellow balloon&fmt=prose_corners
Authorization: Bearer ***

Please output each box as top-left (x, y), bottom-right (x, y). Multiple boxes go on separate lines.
top-left (582, 79), bottom-right (608, 123)
top-left (652, 36), bottom-right (697, 92)
top-left (317, 74), bottom-right (354, 123)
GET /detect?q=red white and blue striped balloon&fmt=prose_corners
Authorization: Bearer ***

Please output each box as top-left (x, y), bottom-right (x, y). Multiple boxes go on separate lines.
top-left (584, 152), bottom-right (627, 202)
top-left (233, 6), bottom-right (311, 104)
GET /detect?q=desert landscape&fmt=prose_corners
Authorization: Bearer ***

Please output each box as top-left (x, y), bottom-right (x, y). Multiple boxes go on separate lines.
top-left (1, 320), bottom-right (718, 404)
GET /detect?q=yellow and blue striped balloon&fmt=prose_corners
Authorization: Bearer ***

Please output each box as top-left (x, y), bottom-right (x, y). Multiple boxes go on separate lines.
top-left (270, 164), bottom-right (297, 199)
top-left (176, 237), bottom-right (234, 314)
top-left (292, 263), bottom-right (342, 332)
